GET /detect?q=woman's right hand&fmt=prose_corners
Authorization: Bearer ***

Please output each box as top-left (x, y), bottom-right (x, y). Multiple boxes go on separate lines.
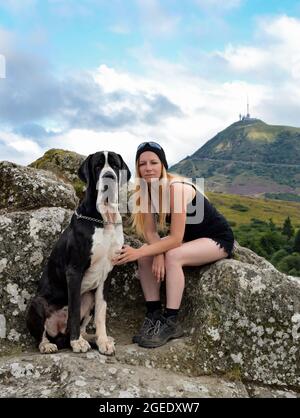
top-left (152, 254), bottom-right (165, 283)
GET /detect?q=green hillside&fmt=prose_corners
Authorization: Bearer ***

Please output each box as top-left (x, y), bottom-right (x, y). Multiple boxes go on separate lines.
top-left (170, 119), bottom-right (300, 201)
top-left (208, 191), bottom-right (300, 277)
top-left (207, 191), bottom-right (300, 228)
top-left (194, 119), bottom-right (300, 164)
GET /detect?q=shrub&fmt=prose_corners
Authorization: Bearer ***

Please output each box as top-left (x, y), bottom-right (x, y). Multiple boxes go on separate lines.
top-left (259, 231), bottom-right (286, 255)
top-left (271, 249), bottom-right (289, 266)
top-left (230, 204), bottom-right (249, 212)
top-left (277, 253), bottom-right (300, 277)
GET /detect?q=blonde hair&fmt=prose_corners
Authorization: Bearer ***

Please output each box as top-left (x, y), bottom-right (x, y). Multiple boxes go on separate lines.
top-left (130, 159), bottom-right (208, 240)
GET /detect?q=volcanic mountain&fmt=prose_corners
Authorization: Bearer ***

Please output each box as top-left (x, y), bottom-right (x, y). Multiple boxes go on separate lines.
top-left (170, 119), bottom-right (300, 201)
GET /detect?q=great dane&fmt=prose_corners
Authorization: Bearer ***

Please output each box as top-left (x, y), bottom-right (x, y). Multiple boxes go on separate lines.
top-left (26, 151), bottom-right (131, 355)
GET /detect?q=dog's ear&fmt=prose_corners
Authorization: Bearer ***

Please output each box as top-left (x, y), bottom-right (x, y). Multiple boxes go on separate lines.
top-left (117, 154), bottom-right (131, 186)
top-left (78, 154), bottom-right (93, 185)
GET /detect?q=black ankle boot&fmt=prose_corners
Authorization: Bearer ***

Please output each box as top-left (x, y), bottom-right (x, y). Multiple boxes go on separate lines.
top-left (138, 314), bottom-right (184, 348)
top-left (132, 309), bottom-right (161, 344)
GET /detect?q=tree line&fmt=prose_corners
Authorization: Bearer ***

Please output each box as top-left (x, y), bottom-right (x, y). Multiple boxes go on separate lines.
top-left (232, 216), bottom-right (300, 277)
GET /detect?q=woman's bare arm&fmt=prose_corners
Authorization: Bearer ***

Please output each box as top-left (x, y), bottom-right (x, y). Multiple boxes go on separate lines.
top-left (143, 210), bottom-right (161, 245)
top-left (138, 182), bottom-right (191, 258)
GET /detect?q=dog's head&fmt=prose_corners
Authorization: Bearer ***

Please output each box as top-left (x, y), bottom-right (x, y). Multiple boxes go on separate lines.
top-left (78, 151), bottom-right (131, 212)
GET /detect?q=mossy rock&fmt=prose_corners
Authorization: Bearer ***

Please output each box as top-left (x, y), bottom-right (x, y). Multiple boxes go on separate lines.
top-left (29, 149), bottom-right (86, 199)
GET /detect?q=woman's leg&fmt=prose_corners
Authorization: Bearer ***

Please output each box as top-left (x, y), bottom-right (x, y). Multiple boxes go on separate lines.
top-left (138, 254), bottom-right (161, 301)
top-left (165, 238), bottom-right (228, 309)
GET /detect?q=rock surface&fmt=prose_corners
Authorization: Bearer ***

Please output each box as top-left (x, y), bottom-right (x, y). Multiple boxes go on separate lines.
top-left (181, 250), bottom-right (300, 388)
top-left (29, 148), bottom-right (86, 198)
top-left (1, 157), bottom-right (300, 397)
top-left (0, 207), bottom-right (74, 353)
top-left (0, 349), bottom-right (298, 398)
top-left (0, 161), bottom-right (78, 212)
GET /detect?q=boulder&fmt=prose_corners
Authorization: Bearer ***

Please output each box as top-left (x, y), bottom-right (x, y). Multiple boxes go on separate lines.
top-left (0, 207), bottom-right (74, 353)
top-left (0, 161), bottom-right (78, 212)
top-left (1, 158), bottom-right (300, 394)
top-left (181, 244), bottom-right (300, 388)
top-left (29, 148), bottom-right (86, 198)
top-left (1, 208), bottom-right (300, 389)
top-left (0, 347), bottom-right (298, 398)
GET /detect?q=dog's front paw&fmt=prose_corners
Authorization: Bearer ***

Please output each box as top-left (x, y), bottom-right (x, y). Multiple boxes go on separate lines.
top-left (39, 341), bottom-right (58, 354)
top-left (96, 336), bottom-right (115, 356)
top-left (71, 335), bottom-right (91, 353)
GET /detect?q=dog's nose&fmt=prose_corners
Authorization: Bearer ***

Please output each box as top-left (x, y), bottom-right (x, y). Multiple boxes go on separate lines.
top-left (102, 171), bottom-right (116, 180)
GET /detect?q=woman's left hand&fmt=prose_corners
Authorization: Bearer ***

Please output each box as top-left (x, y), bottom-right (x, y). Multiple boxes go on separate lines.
top-left (112, 245), bottom-right (141, 265)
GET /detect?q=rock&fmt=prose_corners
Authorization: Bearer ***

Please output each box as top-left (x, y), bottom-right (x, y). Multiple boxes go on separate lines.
top-left (180, 243), bottom-right (300, 388)
top-left (1, 210), bottom-right (300, 389)
top-left (0, 161), bottom-right (78, 212)
top-left (29, 149), bottom-right (86, 198)
top-left (0, 351), bottom-right (256, 398)
top-left (232, 241), bottom-right (276, 270)
top-left (1, 159), bottom-right (300, 394)
top-left (245, 383), bottom-right (299, 398)
top-left (0, 207), bottom-right (73, 353)
top-left (0, 351), bottom-right (298, 398)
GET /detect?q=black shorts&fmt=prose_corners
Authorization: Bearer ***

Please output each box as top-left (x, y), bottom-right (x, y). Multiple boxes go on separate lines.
top-left (208, 229), bottom-right (235, 258)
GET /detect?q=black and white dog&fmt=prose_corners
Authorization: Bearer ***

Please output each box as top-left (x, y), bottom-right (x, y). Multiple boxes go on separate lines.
top-left (26, 151), bottom-right (131, 355)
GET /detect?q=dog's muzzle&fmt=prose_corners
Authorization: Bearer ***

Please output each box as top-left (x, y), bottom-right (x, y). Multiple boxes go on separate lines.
top-left (97, 172), bottom-right (118, 207)
top-left (102, 171), bottom-right (116, 181)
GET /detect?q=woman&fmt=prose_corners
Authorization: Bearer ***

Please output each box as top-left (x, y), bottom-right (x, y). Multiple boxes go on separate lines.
top-left (112, 141), bottom-right (234, 348)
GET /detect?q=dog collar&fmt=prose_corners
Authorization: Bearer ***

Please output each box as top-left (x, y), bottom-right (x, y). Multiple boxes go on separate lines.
top-left (74, 210), bottom-right (122, 226)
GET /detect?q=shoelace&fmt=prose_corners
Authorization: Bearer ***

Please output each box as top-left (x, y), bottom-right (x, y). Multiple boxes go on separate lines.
top-left (141, 317), bottom-right (154, 332)
top-left (153, 320), bottom-right (163, 335)
top-left (146, 319), bottom-right (166, 336)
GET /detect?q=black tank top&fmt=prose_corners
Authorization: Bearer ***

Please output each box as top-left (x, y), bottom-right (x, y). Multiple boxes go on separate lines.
top-left (165, 181), bottom-right (234, 243)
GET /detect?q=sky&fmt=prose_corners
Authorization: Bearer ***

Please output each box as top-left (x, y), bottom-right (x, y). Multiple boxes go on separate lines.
top-left (1, 0), bottom-right (300, 170)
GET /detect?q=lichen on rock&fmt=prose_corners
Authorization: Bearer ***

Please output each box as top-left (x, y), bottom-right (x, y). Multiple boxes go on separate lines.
top-left (1, 154), bottom-right (300, 395)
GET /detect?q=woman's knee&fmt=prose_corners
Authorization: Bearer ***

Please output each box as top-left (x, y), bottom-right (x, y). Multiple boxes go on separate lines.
top-left (165, 248), bottom-right (182, 265)
top-left (138, 255), bottom-right (153, 269)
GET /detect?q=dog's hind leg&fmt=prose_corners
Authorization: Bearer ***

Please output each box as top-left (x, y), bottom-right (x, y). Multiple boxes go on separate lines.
top-left (39, 330), bottom-right (59, 354)
top-left (26, 296), bottom-right (59, 353)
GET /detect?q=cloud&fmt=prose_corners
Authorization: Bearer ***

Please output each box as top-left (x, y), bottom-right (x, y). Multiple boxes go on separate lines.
top-left (0, 131), bottom-right (42, 165)
top-left (0, 35), bottom-right (184, 165)
top-left (3, 56), bottom-right (253, 168)
top-left (2, 14), bottom-right (300, 169)
top-left (67, 61), bottom-right (267, 168)
top-left (0, 36), bottom-right (182, 131)
top-left (13, 123), bottom-right (59, 139)
top-left (211, 15), bottom-right (300, 82)
top-left (194, 0), bottom-right (242, 13)
top-left (136, 0), bottom-right (180, 36)
top-left (256, 81), bottom-right (300, 126)
top-left (0, 50), bottom-right (61, 125)
top-left (216, 45), bottom-right (269, 72)
top-left (0, 54), bottom-right (5, 79)
top-left (0, 27), bottom-right (16, 50)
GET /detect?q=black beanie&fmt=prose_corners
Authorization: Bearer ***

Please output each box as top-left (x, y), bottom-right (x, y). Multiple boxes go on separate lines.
top-left (135, 142), bottom-right (168, 170)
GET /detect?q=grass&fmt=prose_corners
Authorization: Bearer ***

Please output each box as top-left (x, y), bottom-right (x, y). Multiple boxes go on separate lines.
top-left (207, 191), bottom-right (300, 229)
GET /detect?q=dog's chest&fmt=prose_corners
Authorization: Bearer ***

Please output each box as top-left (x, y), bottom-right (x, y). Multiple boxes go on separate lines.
top-left (81, 226), bottom-right (123, 294)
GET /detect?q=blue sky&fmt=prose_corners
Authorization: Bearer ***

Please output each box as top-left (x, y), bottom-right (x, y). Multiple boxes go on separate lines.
top-left (1, 0), bottom-right (300, 168)
top-left (1, 1), bottom-right (299, 72)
